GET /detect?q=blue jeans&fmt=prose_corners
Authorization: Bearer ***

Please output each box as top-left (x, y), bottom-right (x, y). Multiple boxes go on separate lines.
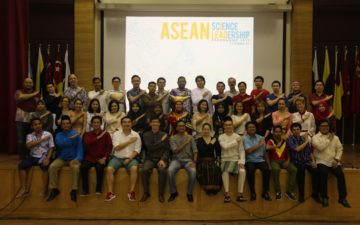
top-left (16, 122), bottom-right (31, 159)
top-left (168, 160), bottom-right (196, 195)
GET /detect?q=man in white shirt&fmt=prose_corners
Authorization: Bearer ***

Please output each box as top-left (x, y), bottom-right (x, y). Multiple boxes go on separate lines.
top-left (191, 75), bottom-right (213, 115)
top-left (88, 77), bottom-right (108, 112)
top-left (105, 116), bottom-right (141, 202)
top-left (312, 120), bottom-right (350, 208)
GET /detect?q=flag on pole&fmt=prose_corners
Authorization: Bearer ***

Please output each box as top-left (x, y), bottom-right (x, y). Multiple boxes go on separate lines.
top-left (323, 47), bottom-right (333, 95)
top-left (54, 45), bottom-right (63, 94)
top-left (342, 47), bottom-right (351, 117)
top-left (35, 45), bottom-right (44, 92)
top-left (312, 47), bottom-right (319, 82)
top-left (28, 44), bottom-right (32, 78)
top-left (352, 46), bottom-right (360, 117)
top-left (333, 46), bottom-right (343, 120)
top-left (44, 45), bottom-right (53, 84)
top-left (64, 45), bottom-right (70, 90)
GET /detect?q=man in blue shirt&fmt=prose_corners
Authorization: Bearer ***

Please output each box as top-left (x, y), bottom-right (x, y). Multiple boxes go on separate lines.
top-left (47, 115), bottom-right (83, 202)
top-left (243, 121), bottom-right (271, 201)
top-left (286, 123), bottom-right (317, 203)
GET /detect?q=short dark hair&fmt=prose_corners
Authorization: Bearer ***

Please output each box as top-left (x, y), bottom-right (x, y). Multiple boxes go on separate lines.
top-left (217, 81), bottom-right (225, 87)
top-left (121, 116), bottom-right (132, 123)
top-left (315, 79), bottom-right (324, 86)
top-left (318, 120), bottom-right (330, 127)
top-left (291, 122), bottom-right (302, 130)
top-left (36, 99), bottom-right (46, 106)
top-left (74, 98), bottom-right (83, 105)
top-left (112, 76), bottom-right (121, 83)
top-left (272, 80), bottom-right (281, 87)
top-left (245, 121), bottom-right (256, 129)
top-left (197, 99), bottom-right (209, 113)
top-left (108, 100), bottom-right (119, 112)
top-left (238, 81), bottom-right (247, 88)
top-left (195, 75), bottom-right (205, 83)
top-left (223, 116), bottom-right (233, 124)
top-left (45, 82), bottom-right (55, 86)
top-left (157, 77), bottom-right (166, 82)
top-left (92, 77), bottom-right (101, 83)
top-left (61, 115), bottom-right (71, 123)
top-left (149, 117), bottom-right (160, 123)
top-left (91, 115), bottom-right (103, 123)
top-left (148, 81), bottom-right (156, 86)
top-left (88, 99), bottom-right (101, 113)
top-left (30, 117), bottom-right (41, 125)
top-left (272, 125), bottom-right (282, 132)
top-left (178, 76), bottom-right (186, 81)
top-left (131, 75), bottom-right (140, 81)
top-left (254, 76), bottom-right (264, 82)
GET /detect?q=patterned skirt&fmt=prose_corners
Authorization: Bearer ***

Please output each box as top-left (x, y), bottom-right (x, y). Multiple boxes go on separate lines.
top-left (196, 159), bottom-right (222, 195)
top-left (221, 161), bottom-right (240, 174)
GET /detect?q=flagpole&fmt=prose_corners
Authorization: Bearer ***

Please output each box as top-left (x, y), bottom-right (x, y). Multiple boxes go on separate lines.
top-left (353, 45), bottom-right (358, 146)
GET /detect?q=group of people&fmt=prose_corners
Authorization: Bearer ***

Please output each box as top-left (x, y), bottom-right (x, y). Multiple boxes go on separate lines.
top-left (14, 74), bottom-right (350, 208)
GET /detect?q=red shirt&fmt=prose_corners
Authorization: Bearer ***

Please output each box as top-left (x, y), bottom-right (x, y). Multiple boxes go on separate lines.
top-left (83, 130), bottom-right (113, 163)
top-left (267, 139), bottom-right (288, 161)
top-left (233, 93), bottom-right (254, 115)
top-left (310, 93), bottom-right (331, 121)
top-left (250, 89), bottom-right (270, 102)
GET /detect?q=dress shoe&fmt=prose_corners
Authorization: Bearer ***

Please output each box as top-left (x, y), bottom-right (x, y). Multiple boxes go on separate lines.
top-left (262, 192), bottom-right (272, 201)
top-left (322, 197), bottom-right (329, 207)
top-left (46, 188), bottom-right (60, 202)
top-left (338, 198), bottom-right (351, 208)
top-left (158, 195), bottom-right (164, 203)
top-left (140, 193), bottom-right (150, 202)
top-left (167, 192), bottom-right (178, 202)
top-left (311, 193), bottom-right (322, 204)
top-left (250, 193), bottom-right (256, 201)
top-left (187, 194), bottom-right (193, 202)
top-left (70, 189), bottom-right (77, 202)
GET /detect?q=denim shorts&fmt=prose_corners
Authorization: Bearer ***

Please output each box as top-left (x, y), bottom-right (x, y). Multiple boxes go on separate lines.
top-left (108, 156), bottom-right (138, 174)
top-left (18, 157), bottom-right (48, 171)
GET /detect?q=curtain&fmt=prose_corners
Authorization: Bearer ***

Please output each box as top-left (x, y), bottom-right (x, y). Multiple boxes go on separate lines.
top-left (0, 0), bottom-right (29, 154)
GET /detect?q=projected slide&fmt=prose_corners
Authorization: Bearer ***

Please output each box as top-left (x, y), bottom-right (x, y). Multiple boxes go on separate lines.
top-left (125, 17), bottom-right (254, 92)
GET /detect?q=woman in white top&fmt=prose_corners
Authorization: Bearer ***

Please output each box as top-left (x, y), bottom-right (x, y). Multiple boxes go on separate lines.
top-left (105, 100), bottom-right (125, 136)
top-left (292, 98), bottom-right (316, 138)
top-left (86, 98), bottom-right (105, 132)
top-left (192, 99), bottom-right (212, 139)
top-left (231, 101), bottom-right (250, 136)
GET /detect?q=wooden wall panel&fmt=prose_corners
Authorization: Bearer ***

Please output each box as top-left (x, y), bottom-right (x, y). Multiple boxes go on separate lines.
top-left (291, 0), bottom-right (313, 98)
top-left (74, 0), bottom-right (94, 91)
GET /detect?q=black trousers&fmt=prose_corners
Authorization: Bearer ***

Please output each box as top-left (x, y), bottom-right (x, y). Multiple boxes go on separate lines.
top-left (317, 164), bottom-right (347, 200)
top-left (245, 162), bottom-right (271, 194)
top-left (80, 160), bottom-right (106, 193)
top-left (294, 164), bottom-right (318, 199)
top-left (142, 159), bottom-right (167, 196)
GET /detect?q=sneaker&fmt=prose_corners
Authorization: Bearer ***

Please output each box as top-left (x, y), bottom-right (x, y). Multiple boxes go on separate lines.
top-left (224, 196), bottom-right (231, 203)
top-left (285, 192), bottom-right (296, 201)
top-left (104, 192), bottom-right (116, 202)
top-left (275, 192), bottom-right (282, 200)
top-left (128, 191), bottom-right (136, 201)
